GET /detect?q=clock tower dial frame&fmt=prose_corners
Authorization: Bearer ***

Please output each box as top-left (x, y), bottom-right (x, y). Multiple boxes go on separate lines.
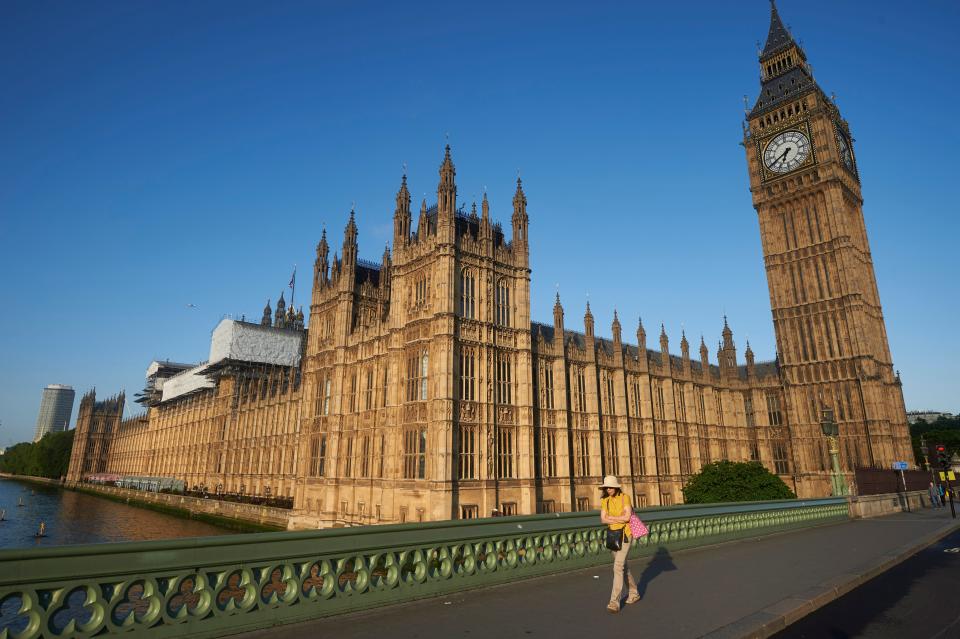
top-left (756, 121), bottom-right (816, 180)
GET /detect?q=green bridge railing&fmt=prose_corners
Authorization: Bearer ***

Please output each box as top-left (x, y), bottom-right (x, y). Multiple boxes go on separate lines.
top-left (0, 497), bottom-right (848, 638)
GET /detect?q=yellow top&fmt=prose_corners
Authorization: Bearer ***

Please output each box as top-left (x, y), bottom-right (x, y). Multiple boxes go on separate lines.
top-left (602, 493), bottom-right (632, 539)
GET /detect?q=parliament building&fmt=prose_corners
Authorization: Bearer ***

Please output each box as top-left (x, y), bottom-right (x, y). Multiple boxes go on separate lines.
top-left (67, 3), bottom-right (913, 529)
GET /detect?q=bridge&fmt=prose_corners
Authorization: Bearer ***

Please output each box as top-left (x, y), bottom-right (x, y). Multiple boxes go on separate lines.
top-left (0, 495), bottom-right (955, 639)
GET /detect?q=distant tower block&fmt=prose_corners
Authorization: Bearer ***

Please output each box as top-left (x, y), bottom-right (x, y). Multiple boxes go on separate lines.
top-left (33, 384), bottom-right (75, 442)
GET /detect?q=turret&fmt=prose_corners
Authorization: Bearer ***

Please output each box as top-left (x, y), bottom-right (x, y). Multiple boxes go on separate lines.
top-left (261, 299), bottom-right (272, 327)
top-left (611, 309), bottom-right (622, 346)
top-left (700, 335), bottom-right (710, 379)
top-left (437, 145), bottom-right (456, 242)
top-left (393, 174), bottom-right (411, 244)
top-left (680, 330), bottom-right (691, 375)
top-left (479, 192), bottom-right (492, 243)
top-left (417, 199), bottom-right (429, 239)
top-left (275, 292), bottom-right (287, 328)
top-left (553, 293), bottom-right (565, 345)
top-left (719, 316), bottom-right (738, 377)
top-left (339, 210), bottom-right (358, 293)
top-left (511, 177), bottom-right (528, 247)
top-left (381, 244), bottom-right (392, 299)
top-left (632, 317), bottom-right (648, 371)
top-left (343, 209), bottom-right (358, 266)
top-left (314, 229), bottom-right (329, 285)
top-left (745, 340), bottom-right (755, 377)
top-left (296, 307), bottom-right (305, 330)
top-left (584, 302), bottom-right (594, 339)
top-left (660, 324), bottom-right (670, 371)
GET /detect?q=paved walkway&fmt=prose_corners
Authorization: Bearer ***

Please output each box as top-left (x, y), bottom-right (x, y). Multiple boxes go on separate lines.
top-left (234, 508), bottom-right (959, 639)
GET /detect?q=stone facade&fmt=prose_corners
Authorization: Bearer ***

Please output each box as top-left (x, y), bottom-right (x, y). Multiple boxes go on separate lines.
top-left (67, 2), bottom-right (912, 529)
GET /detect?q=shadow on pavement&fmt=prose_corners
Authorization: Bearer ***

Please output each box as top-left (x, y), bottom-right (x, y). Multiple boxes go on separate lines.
top-left (636, 546), bottom-right (677, 599)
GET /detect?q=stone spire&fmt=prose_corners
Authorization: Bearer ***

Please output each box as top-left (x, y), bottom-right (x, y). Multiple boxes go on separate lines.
top-left (315, 229), bottom-right (329, 284)
top-left (394, 173), bottom-right (411, 242)
top-left (261, 299), bottom-right (272, 326)
top-left (760, 0), bottom-right (793, 58)
top-left (750, 0), bottom-right (819, 118)
top-left (745, 339), bottom-right (756, 375)
top-left (719, 317), bottom-right (738, 376)
top-left (611, 309), bottom-right (622, 345)
top-left (512, 177), bottom-right (528, 245)
top-left (553, 292), bottom-right (564, 341)
top-left (700, 335), bottom-right (710, 378)
top-left (417, 199), bottom-right (428, 238)
top-left (437, 145), bottom-right (456, 223)
top-left (722, 315), bottom-right (734, 350)
top-left (637, 316), bottom-right (647, 350)
top-left (343, 209), bottom-right (358, 266)
top-left (660, 324), bottom-right (670, 370)
top-left (584, 301), bottom-right (594, 338)
top-left (275, 292), bottom-right (286, 327)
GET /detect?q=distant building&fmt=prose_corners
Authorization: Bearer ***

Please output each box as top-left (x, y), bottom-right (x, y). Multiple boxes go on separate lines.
top-left (907, 411), bottom-right (956, 424)
top-left (33, 384), bottom-right (75, 442)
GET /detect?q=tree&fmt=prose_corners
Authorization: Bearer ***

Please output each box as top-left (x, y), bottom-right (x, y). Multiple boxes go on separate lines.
top-left (0, 430), bottom-right (74, 479)
top-left (910, 416), bottom-right (960, 467)
top-left (682, 460), bottom-right (796, 504)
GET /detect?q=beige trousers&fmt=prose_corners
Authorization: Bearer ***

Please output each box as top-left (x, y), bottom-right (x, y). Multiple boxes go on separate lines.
top-left (610, 537), bottom-right (639, 605)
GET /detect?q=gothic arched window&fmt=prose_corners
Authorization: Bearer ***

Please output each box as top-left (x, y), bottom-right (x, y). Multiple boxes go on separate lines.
top-left (460, 269), bottom-right (475, 319)
top-left (495, 279), bottom-right (511, 327)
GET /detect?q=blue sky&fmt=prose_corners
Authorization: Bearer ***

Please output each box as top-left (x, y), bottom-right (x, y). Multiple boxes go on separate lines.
top-left (1, 1), bottom-right (958, 445)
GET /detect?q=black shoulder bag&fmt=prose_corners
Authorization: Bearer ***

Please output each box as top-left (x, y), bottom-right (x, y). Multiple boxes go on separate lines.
top-left (604, 498), bottom-right (624, 551)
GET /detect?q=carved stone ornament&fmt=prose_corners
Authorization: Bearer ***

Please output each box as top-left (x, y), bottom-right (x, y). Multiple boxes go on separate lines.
top-left (459, 401), bottom-right (476, 422)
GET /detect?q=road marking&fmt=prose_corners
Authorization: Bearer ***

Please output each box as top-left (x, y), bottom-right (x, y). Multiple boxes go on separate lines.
top-left (943, 547), bottom-right (959, 553)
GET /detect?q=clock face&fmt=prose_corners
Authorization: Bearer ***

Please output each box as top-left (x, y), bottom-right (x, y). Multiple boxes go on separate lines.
top-left (837, 133), bottom-right (854, 170)
top-left (763, 130), bottom-right (811, 174)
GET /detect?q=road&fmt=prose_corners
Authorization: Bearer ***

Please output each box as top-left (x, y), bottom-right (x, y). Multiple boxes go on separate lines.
top-left (773, 526), bottom-right (960, 639)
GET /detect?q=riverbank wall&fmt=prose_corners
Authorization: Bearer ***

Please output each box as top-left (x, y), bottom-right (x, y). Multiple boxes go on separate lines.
top-left (0, 473), bottom-right (289, 532)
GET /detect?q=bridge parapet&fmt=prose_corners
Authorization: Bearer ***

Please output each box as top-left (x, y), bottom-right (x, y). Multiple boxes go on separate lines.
top-left (0, 497), bottom-right (848, 638)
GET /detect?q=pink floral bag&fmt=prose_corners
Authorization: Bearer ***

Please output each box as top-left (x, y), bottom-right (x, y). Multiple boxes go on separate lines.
top-left (628, 513), bottom-right (648, 538)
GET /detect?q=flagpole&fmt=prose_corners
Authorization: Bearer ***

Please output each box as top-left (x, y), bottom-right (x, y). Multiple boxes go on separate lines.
top-left (290, 265), bottom-right (296, 310)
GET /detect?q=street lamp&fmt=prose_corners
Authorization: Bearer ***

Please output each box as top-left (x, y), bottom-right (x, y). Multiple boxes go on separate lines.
top-left (820, 407), bottom-right (849, 496)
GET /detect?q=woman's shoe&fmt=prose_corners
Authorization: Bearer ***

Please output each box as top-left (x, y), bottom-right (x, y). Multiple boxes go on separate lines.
top-left (625, 593), bottom-right (641, 605)
top-left (607, 602), bottom-right (620, 614)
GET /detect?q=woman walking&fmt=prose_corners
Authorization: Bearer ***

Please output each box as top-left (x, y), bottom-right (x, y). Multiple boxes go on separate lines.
top-left (599, 475), bottom-right (641, 613)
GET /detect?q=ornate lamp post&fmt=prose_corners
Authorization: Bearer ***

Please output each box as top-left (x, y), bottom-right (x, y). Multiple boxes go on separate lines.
top-left (820, 407), bottom-right (849, 496)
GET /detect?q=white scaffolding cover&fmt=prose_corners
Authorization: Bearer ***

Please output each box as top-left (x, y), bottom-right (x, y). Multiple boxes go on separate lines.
top-left (160, 365), bottom-right (214, 402)
top-left (209, 319), bottom-right (302, 368)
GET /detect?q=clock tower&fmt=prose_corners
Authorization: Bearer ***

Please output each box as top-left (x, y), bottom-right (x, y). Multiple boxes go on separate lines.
top-left (744, 1), bottom-right (912, 484)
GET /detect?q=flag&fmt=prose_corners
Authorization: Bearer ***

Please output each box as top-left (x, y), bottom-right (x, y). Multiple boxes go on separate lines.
top-left (289, 268), bottom-right (296, 289)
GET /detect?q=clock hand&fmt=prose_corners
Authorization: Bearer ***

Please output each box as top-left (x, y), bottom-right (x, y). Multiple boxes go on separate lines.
top-left (767, 147), bottom-right (791, 169)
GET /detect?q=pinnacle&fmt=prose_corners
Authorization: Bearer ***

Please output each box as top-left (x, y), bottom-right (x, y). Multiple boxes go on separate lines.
top-left (761, 0), bottom-right (794, 58)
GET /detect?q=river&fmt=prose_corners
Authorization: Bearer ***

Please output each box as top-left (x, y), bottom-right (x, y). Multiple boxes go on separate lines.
top-left (0, 477), bottom-right (235, 548)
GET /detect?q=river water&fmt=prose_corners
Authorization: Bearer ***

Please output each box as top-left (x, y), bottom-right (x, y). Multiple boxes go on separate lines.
top-left (0, 477), bottom-right (235, 549)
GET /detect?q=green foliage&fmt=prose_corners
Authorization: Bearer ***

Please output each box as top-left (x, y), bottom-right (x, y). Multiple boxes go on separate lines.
top-left (682, 460), bottom-right (796, 504)
top-left (0, 430), bottom-right (74, 479)
top-left (909, 416), bottom-right (960, 467)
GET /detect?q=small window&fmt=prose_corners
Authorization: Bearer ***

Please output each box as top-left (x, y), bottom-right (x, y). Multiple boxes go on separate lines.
top-left (537, 500), bottom-right (556, 514)
top-left (661, 493), bottom-right (674, 506)
top-left (460, 504), bottom-right (479, 519)
top-left (500, 502), bottom-right (517, 516)
top-left (577, 497), bottom-right (590, 512)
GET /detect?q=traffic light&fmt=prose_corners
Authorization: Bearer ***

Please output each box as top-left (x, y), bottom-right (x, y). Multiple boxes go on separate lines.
top-left (936, 444), bottom-right (949, 470)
